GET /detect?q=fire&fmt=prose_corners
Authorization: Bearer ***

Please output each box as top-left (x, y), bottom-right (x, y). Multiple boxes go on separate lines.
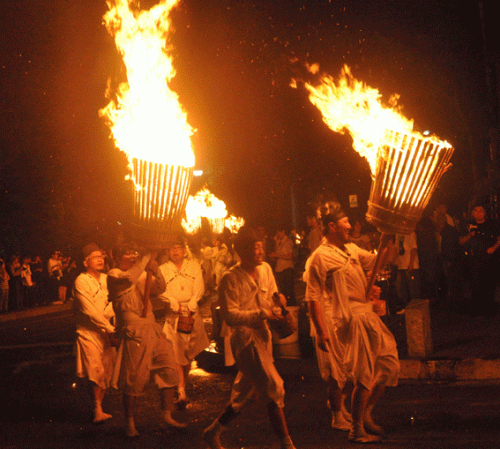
top-left (99, 0), bottom-right (194, 235)
top-left (225, 215), bottom-right (245, 234)
top-left (302, 64), bottom-right (453, 236)
top-left (182, 188), bottom-right (228, 234)
top-left (182, 188), bottom-right (245, 235)
top-left (303, 65), bottom-right (414, 176)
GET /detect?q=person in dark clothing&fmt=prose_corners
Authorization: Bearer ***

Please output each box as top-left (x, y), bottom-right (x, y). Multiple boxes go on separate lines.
top-left (459, 205), bottom-right (500, 316)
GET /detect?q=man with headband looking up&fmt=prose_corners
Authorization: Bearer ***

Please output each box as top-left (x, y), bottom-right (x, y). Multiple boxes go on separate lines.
top-left (304, 202), bottom-right (399, 444)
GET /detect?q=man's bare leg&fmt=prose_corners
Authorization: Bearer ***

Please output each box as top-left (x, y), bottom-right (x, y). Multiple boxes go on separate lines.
top-left (349, 382), bottom-right (381, 443)
top-left (328, 379), bottom-right (351, 431)
top-left (203, 404), bottom-right (238, 449)
top-left (160, 387), bottom-right (187, 428)
top-left (267, 402), bottom-right (296, 449)
top-left (177, 362), bottom-right (191, 408)
top-left (124, 394), bottom-right (139, 437)
top-left (364, 384), bottom-right (385, 435)
top-left (90, 383), bottom-right (112, 423)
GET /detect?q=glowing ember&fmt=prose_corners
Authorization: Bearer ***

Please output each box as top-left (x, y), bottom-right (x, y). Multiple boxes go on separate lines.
top-left (182, 188), bottom-right (228, 234)
top-left (303, 65), bottom-right (414, 176)
top-left (99, 0), bottom-right (194, 236)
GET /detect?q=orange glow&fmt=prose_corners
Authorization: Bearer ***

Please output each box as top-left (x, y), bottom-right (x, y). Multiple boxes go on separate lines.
top-left (182, 188), bottom-right (245, 235)
top-left (303, 65), bottom-right (414, 176)
top-left (302, 65), bottom-right (453, 234)
top-left (225, 214), bottom-right (245, 234)
top-left (99, 0), bottom-right (194, 233)
top-left (182, 188), bottom-right (228, 234)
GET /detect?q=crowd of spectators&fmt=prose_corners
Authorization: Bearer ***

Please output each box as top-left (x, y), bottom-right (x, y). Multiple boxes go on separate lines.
top-left (2, 200), bottom-right (498, 319)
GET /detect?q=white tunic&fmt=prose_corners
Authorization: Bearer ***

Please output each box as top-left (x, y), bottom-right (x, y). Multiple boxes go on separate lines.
top-left (108, 256), bottom-right (178, 396)
top-left (158, 258), bottom-right (209, 365)
top-left (72, 272), bottom-right (116, 389)
top-left (305, 242), bottom-right (399, 389)
top-left (219, 262), bottom-right (285, 409)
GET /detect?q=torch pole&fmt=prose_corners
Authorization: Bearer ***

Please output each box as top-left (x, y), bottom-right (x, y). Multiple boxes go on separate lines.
top-left (142, 270), bottom-right (152, 318)
top-left (366, 233), bottom-right (392, 301)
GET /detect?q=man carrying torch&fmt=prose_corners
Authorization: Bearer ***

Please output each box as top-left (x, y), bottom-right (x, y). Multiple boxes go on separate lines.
top-left (108, 243), bottom-right (185, 437)
top-left (304, 202), bottom-right (399, 444)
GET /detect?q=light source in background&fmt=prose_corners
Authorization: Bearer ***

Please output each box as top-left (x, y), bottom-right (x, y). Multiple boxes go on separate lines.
top-left (182, 188), bottom-right (227, 234)
top-left (182, 188), bottom-right (245, 235)
top-left (301, 65), bottom-right (453, 297)
top-left (99, 0), bottom-right (194, 243)
top-left (225, 215), bottom-right (245, 234)
top-left (193, 169), bottom-right (204, 177)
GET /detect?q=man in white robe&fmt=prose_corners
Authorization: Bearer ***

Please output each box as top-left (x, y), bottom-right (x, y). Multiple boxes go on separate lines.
top-left (157, 236), bottom-right (209, 407)
top-left (305, 202), bottom-right (399, 444)
top-left (203, 226), bottom-right (296, 449)
top-left (73, 243), bottom-right (116, 423)
top-left (108, 243), bottom-right (184, 437)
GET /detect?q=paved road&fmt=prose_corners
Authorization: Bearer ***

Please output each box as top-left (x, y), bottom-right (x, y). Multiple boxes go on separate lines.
top-left (2, 307), bottom-right (500, 448)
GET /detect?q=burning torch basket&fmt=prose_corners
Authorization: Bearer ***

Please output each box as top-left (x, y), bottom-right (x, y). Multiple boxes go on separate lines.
top-left (208, 217), bottom-right (226, 235)
top-left (367, 129), bottom-right (454, 235)
top-left (365, 129), bottom-right (453, 301)
top-left (131, 158), bottom-right (193, 244)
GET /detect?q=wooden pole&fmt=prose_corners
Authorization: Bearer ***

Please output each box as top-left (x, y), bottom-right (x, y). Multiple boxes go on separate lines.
top-left (142, 269), bottom-right (152, 318)
top-left (366, 233), bottom-right (392, 301)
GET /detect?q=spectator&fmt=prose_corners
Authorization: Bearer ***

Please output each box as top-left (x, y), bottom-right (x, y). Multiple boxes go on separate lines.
top-left (415, 216), bottom-right (440, 301)
top-left (349, 218), bottom-right (373, 252)
top-left (20, 256), bottom-right (35, 308)
top-left (306, 212), bottom-right (322, 255)
top-left (459, 205), bottom-right (500, 316)
top-left (393, 232), bottom-right (420, 314)
top-left (0, 260), bottom-right (10, 313)
top-left (47, 251), bottom-right (64, 304)
top-left (7, 255), bottom-right (23, 311)
top-left (269, 227), bottom-right (296, 306)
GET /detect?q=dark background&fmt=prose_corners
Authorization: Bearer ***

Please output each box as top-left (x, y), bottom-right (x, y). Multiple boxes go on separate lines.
top-left (1, 0), bottom-right (499, 255)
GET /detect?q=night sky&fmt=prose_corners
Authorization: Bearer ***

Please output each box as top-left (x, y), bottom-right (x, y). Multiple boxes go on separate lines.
top-left (0, 0), bottom-right (496, 253)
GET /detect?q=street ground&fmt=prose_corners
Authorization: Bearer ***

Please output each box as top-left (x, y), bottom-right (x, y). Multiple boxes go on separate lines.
top-left (2, 288), bottom-right (500, 448)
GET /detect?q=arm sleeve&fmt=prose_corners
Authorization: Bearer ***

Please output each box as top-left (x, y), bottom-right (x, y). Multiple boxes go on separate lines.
top-left (219, 274), bottom-right (267, 327)
top-left (305, 255), bottom-right (324, 303)
top-left (187, 261), bottom-right (205, 312)
top-left (73, 277), bottom-right (115, 333)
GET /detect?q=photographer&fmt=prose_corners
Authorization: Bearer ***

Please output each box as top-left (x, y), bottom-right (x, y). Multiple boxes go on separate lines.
top-left (459, 205), bottom-right (500, 316)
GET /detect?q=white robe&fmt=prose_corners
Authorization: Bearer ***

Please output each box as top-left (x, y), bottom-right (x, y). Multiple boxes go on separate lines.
top-left (158, 258), bottom-right (209, 365)
top-left (72, 272), bottom-right (116, 389)
top-left (219, 262), bottom-right (285, 409)
top-left (108, 256), bottom-right (178, 396)
top-left (305, 242), bottom-right (399, 389)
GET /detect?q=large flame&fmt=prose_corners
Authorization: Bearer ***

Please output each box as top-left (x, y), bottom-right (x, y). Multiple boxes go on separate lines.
top-left (303, 65), bottom-right (414, 176)
top-left (99, 0), bottom-right (194, 170)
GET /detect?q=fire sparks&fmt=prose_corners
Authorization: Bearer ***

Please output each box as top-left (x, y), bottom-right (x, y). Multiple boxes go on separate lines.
top-left (99, 0), bottom-right (194, 235)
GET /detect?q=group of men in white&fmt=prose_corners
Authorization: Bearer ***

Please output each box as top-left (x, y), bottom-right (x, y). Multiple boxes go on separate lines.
top-left (73, 200), bottom-right (399, 447)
